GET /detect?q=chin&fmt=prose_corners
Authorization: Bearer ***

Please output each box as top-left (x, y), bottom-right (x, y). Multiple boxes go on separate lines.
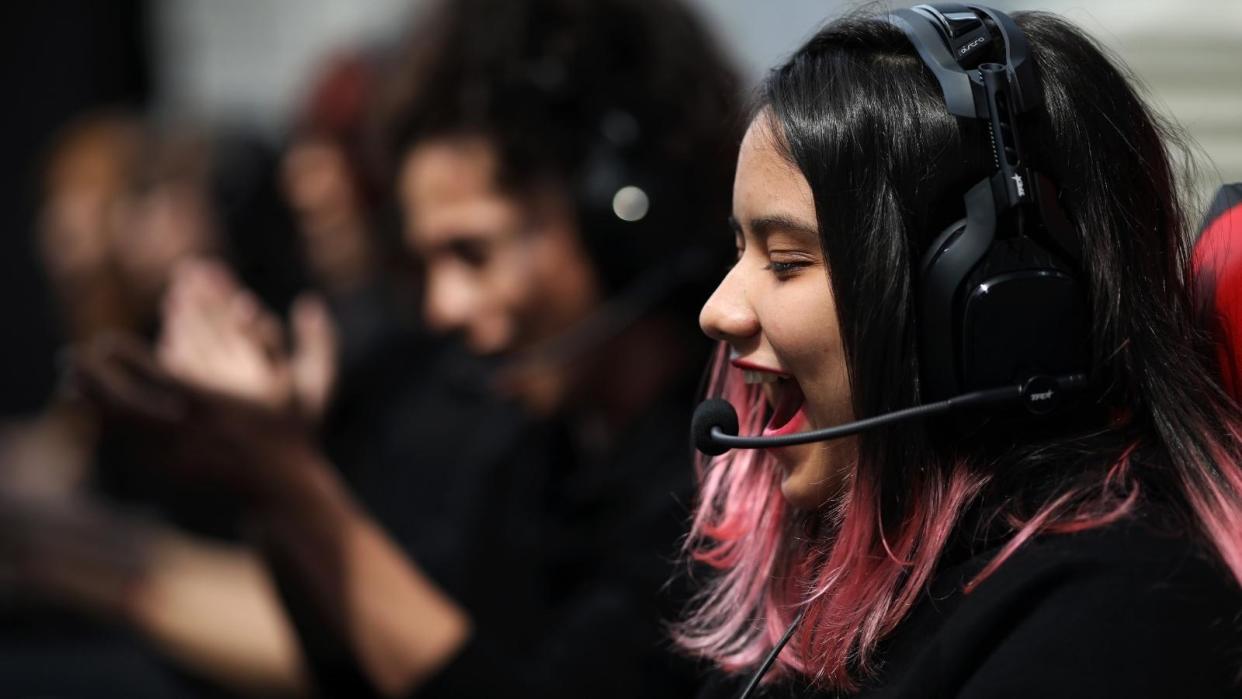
top-left (778, 476), bottom-right (809, 509)
top-left (774, 440), bottom-right (855, 510)
top-left (772, 446), bottom-right (824, 509)
top-left (779, 472), bottom-right (831, 509)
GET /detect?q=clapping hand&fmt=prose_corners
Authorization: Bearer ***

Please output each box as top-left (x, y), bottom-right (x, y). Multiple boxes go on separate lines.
top-left (70, 259), bottom-right (339, 506)
top-left (158, 259), bottom-right (338, 421)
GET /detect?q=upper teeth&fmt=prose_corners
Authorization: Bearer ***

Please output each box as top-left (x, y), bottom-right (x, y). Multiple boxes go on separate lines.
top-left (742, 370), bottom-right (783, 384)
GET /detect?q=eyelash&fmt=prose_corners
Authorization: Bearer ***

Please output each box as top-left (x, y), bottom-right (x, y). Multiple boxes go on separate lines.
top-left (731, 238), bottom-right (811, 277)
top-left (764, 260), bottom-right (809, 276)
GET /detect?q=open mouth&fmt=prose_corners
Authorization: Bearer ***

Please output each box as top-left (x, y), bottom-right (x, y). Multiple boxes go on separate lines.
top-left (736, 362), bottom-right (808, 437)
top-left (762, 376), bottom-right (807, 436)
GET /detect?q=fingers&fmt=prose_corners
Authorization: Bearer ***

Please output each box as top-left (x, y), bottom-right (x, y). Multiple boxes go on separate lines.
top-left (195, 261), bottom-right (246, 357)
top-left (159, 258), bottom-right (294, 408)
top-left (161, 257), bottom-right (236, 383)
top-left (291, 293), bottom-right (336, 362)
top-left (290, 292), bottom-right (338, 419)
top-left (235, 288), bottom-right (287, 361)
top-left (172, 256), bottom-right (239, 300)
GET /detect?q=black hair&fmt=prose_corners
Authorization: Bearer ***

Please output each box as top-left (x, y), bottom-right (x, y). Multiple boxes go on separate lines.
top-left (380, 0), bottom-right (743, 306)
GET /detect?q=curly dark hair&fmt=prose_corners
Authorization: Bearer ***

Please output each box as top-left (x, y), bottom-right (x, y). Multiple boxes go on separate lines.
top-left (379, 0), bottom-right (742, 300)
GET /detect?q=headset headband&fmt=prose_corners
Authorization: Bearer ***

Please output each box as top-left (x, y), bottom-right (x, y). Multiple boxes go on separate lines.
top-left (891, 4), bottom-right (1041, 116)
top-left (886, 3), bottom-right (1041, 215)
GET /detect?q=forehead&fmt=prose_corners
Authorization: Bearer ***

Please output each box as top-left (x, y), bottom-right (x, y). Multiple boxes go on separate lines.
top-left (397, 137), bottom-right (524, 249)
top-left (733, 114), bottom-right (816, 227)
top-left (400, 137), bottom-right (496, 202)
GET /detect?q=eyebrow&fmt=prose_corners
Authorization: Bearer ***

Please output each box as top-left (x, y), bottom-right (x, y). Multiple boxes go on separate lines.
top-left (742, 213), bottom-right (819, 241)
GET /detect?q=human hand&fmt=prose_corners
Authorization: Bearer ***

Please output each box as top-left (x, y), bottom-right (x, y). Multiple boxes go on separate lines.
top-left (72, 333), bottom-right (321, 507)
top-left (158, 259), bottom-right (338, 421)
top-left (287, 292), bottom-right (337, 421)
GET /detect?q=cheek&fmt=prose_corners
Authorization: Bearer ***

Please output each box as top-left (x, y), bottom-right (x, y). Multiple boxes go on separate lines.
top-left (474, 268), bottom-right (526, 347)
top-left (761, 279), bottom-right (841, 368)
top-left (802, 337), bottom-right (852, 429)
top-left (486, 248), bottom-right (546, 337)
top-left (524, 232), bottom-right (601, 333)
top-left (450, 248), bottom-right (545, 353)
top-left (421, 264), bottom-right (509, 352)
top-left (764, 279), bottom-right (852, 425)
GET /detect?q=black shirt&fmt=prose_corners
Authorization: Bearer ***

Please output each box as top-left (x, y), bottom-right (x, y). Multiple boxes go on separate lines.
top-left (414, 393), bottom-right (700, 698)
top-left (701, 512), bottom-right (1242, 698)
top-left (280, 343), bottom-right (701, 698)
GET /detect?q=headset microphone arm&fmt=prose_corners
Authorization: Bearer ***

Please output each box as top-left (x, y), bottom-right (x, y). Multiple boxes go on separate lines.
top-left (700, 373), bottom-right (1086, 454)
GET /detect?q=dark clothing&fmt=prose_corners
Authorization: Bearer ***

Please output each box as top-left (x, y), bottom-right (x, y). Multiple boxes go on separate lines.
top-left (416, 395), bottom-right (700, 698)
top-left (321, 333), bottom-right (512, 598)
top-left (0, 612), bottom-right (201, 699)
top-left (281, 344), bottom-right (701, 698)
top-left (701, 513), bottom-right (1242, 699)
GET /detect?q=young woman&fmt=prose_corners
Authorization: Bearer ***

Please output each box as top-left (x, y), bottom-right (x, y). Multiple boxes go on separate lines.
top-left (680, 6), bottom-right (1242, 697)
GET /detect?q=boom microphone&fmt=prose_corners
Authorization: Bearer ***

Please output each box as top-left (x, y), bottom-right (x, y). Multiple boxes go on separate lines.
top-left (692, 374), bottom-right (1086, 456)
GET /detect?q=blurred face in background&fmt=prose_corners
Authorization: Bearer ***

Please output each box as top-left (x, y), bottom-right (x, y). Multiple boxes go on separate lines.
top-left (39, 117), bottom-right (216, 338)
top-left (282, 138), bottom-right (374, 292)
top-left (397, 135), bottom-right (602, 409)
top-left (39, 120), bottom-right (135, 289)
top-left (110, 174), bottom-right (215, 310)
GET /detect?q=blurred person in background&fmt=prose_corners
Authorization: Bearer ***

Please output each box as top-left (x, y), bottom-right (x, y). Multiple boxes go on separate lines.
top-left (280, 48), bottom-right (426, 400)
top-left (2, 110), bottom-right (303, 516)
top-left (2, 40), bottom-right (485, 699)
top-left (75, 0), bottom-right (742, 697)
top-left (0, 112), bottom-right (314, 697)
top-left (1, 115), bottom-right (159, 502)
top-left (0, 111), bottom-right (225, 510)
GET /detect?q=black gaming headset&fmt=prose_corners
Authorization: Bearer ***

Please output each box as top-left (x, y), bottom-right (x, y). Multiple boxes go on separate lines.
top-left (890, 3), bottom-right (1091, 412)
top-left (487, 59), bottom-right (723, 373)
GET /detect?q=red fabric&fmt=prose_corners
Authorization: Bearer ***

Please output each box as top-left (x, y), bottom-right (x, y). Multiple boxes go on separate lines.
top-left (1193, 196), bottom-right (1242, 398)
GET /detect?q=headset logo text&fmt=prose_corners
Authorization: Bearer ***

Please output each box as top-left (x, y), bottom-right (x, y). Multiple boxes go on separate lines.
top-left (1011, 173), bottom-right (1026, 198)
top-left (959, 37), bottom-right (986, 56)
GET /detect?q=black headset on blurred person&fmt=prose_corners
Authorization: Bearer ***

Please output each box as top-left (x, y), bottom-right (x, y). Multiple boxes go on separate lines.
top-left (473, 51), bottom-right (735, 372)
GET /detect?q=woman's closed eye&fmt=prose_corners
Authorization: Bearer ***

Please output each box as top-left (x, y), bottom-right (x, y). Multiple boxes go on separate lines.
top-left (764, 256), bottom-right (814, 278)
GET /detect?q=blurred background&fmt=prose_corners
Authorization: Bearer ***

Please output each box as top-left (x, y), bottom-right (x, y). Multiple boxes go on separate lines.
top-left (0, 2), bottom-right (1237, 697)
top-left (3, 0), bottom-right (1240, 418)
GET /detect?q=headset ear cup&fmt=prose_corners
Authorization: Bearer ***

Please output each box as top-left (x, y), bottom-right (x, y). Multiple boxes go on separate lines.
top-left (921, 218), bottom-right (968, 273)
top-left (918, 217), bottom-right (970, 401)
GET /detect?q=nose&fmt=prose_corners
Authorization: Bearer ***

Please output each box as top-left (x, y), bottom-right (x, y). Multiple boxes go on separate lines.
top-left (699, 264), bottom-right (759, 346)
top-left (423, 263), bottom-right (476, 336)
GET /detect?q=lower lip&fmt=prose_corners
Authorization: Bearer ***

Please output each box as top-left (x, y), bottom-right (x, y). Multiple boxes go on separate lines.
top-left (762, 404), bottom-right (808, 437)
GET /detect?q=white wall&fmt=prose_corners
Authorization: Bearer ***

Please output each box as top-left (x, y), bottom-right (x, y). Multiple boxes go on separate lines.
top-left (151, 0), bottom-right (416, 135)
top-left (148, 0), bottom-right (843, 134)
top-left (150, 0), bottom-right (1241, 201)
top-left (991, 0), bottom-right (1242, 205)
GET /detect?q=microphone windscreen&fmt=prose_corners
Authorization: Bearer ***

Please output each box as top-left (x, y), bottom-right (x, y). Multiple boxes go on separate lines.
top-left (691, 398), bottom-right (739, 457)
